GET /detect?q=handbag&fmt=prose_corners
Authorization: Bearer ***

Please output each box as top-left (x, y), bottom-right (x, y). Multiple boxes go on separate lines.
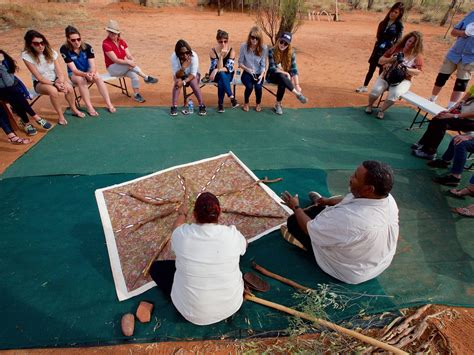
top-left (384, 63), bottom-right (407, 86)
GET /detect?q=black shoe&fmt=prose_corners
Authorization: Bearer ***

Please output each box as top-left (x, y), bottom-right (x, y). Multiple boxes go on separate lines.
top-left (231, 98), bottom-right (239, 108)
top-left (170, 106), bottom-right (178, 116)
top-left (218, 104), bottom-right (225, 113)
top-left (427, 159), bottom-right (450, 169)
top-left (198, 105), bottom-right (207, 116)
top-left (432, 174), bottom-right (461, 186)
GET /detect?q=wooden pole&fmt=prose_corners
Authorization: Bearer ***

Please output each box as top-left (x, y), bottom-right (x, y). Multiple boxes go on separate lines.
top-left (252, 261), bottom-right (311, 292)
top-left (245, 294), bottom-right (408, 355)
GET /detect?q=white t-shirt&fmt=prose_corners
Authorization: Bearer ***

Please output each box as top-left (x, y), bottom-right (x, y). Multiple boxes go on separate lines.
top-left (170, 223), bottom-right (247, 325)
top-left (21, 50), bottom-right (58, 82)
top-left (307, 193), bottom-right (399, 284)
top-left (171, 50), bottom-right (199, 77)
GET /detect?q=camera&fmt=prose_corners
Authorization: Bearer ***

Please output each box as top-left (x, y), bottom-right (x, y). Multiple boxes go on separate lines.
top-left (396, 52), bottom-right (404, 63)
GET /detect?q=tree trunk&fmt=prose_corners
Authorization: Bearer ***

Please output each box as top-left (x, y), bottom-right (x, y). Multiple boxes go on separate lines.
top-left (440, 0), bottom-right (457, 27)
top-left (367, 0), bottom-right (374, 10)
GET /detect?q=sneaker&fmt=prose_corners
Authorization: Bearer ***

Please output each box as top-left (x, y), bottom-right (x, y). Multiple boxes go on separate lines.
top-left (432, 174), bottom-right (461, 187)
top-left (280, 225), bottom-right (307, 251)
top-left (308, 191), bottom-right (322, 205)
top-left (170, 106), bottom-right (178, 116)
top-left (35, 118), bottom-right (52, 130)
top-left (427, 159), bottom-right (450, 169)
top-left (274, 103), bottom-right (283, 115)
top-left (144, 76), bottom-right (158, 84)
top-left (19, 121), bottom-right (37, 136)
top-left (231, 98), bottom-right (239, 108)
top-left (365, 106), bottom-right (373, 114)
top-left (134, 93), bottom-right (146, 103)
top-left (218, 104), bottom-right (225, 113)
top-left (411, 142), bottom-right (423, 150)
top-left (296, 93), bottom-right (308, 104)
top-left (355, 86), bottom-right (368, 93)
top-left (412, 148), bottom-right (436, 160)
top-left (198, 104), bottom-right (207, 116)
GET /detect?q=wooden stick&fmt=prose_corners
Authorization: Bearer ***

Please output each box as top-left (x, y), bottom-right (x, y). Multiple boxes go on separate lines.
top-left (222, 209), bottom-right (286, 219)
top-left (216, 177), bottom-right (283, 197)
top-left (252, 261), bottom-right (312, 292)
top-left (244, 294), bottom-right (408, 355)
top-left (129, 192), bottom-right (180, 206)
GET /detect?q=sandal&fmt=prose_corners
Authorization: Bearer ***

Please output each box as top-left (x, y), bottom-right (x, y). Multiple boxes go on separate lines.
top-left (58, 118), bottom-right (68, 125)
top-left (72, 111), bottom-right (85, 118)
top-left (8, 135), bottom-right (31, 145)
top-left (452, 205), bottom-right (474, 218)
top-left (255, 104), bottom-right (262, 112)
top-left (107, 106), bottom-right (117, 113)
top-left (243, 272), bottom-right (270, 292)
top-left (87, 110), bottom-right (99, 117)
top-left (449, 187), bottom-right (474, 198)
top-left (242, 104), bottom-right (249, 112)
top-left (365, 106), bottom-right (373, 114)
top-left (280, 225), bottom-right (307, 251)
top-left (376, 111), bottom-right (385, 120)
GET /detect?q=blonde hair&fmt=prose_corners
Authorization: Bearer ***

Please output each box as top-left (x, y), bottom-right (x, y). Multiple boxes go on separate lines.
top-left (246, 26), bottom-right (264, 57)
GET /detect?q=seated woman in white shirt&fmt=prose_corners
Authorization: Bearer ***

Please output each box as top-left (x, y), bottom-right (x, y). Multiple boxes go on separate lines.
top-left (170, 39), bottom-right (206, 116)
top-left (22, 30), bottom-right (84, 125)
top-left (149, 192), bottom-right (247, 326)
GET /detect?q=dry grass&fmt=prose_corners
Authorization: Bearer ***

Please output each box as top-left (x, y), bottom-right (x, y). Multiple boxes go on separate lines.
top-left (0, 3), bottom-right (88, 31)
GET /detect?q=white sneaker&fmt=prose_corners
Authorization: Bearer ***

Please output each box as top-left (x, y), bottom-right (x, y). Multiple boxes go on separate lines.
top-left (355, 86), bottom-right (368, 93)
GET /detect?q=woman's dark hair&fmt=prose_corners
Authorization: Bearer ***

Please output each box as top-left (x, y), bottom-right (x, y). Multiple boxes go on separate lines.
top-left (23, 30), bottom-right (54, 63)
top-left (362, 160), bottom-right (394, 197)
top-left (174, 39), bottom-right (193, 58)
top-left (194, 192), bottom-right (221, 224)
top-left (377, 2), bottom-right (405, 39)
top-left (64, 25), bottom-right (86, 51)
top-left (0, 49), bottom-right (18, 73)
top-left (216, 29), bottom-right (229, 40)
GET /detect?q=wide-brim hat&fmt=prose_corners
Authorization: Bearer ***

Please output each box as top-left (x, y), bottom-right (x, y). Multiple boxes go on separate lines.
top-left (105, 20), bottom-right (120, 34)
top-left (279, 32), bottom-right (292, 44)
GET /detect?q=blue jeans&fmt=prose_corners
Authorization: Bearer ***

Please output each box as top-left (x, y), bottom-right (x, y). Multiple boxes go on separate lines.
top-left (442, 137), bottom-right (474, 175)
top-left (213, 71), bottom-right (234, 105)
top-left (0, 105), bottom-right (13, 135)
top-left (241, 71), bottom-right (263, 104)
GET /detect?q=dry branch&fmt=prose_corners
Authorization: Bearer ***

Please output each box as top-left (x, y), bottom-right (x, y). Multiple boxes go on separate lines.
top-left (252, 261), bottom-right (312, 292)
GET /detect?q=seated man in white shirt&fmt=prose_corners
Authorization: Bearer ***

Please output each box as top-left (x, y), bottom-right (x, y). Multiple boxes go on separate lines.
top-left (281, 160), bottom-right (399, 284)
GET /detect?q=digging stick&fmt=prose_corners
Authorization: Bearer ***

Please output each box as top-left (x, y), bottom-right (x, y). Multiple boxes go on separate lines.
top-left (252, 261), bottom-right (312, 292)
top-left (245, 294), bottom-right (408, 355)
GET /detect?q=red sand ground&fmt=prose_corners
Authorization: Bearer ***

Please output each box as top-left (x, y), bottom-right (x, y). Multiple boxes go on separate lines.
top-left (1, 3), bottom-right (473, 353)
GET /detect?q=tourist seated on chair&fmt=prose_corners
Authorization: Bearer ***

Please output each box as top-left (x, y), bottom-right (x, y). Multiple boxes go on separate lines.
top-left (451, 175), bottom-right (474, 218)
top-left (238, 26), bottom-right (267, 113)
top-left (170, 39), bottom-right (206, 116)
top-left (208, 29), bottom-right (239, 113)
top-left (102, 20), bottom-right (158, 104)
top-left (365, 31), bottom-right (424, 120)
top-left (280, 160), bottom-right (399, 284)
top-left (22, 30), bottom-right (84, 126)
top-left (427, 134), bottom-right (474, 187)
top-left (0, 104), bottom-right (31, 145)
top-left (60, 26), bottom-right (116, 115)
top-left (149, 192), bottom-right (247, 325)
top-left (0, 49), bottom-right (50, 136)
top-left (412, 85), bottom-right (474, 160)
top-left (266, 32), bottom-right (307, 115)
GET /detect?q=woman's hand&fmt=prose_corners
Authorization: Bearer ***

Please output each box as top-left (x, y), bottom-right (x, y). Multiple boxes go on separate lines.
top-left (454, 135), bottom-right (473, 145)
top-left (175, 78), bottom-right (184, 88)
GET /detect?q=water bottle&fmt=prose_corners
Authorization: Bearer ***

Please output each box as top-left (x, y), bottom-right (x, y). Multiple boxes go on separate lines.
top-left (187, 99), bottom-right (194, 114)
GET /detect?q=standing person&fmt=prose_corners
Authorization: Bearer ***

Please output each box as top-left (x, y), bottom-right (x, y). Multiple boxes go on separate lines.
top-left (22, 30), bottom-right (84, 125)
top-left (149, 192), bottom-right (247, 325)
top-left (170, 39), bottom-right (206, 116)
top-left (209, 29), bottom-right (239, 113)
top-left (0, 49), bottom-right (50, 136)
top-left (238, 26), bottom-right (267, 112)
top-left (102, 20), bottom-right (158, 104)
top-left (266, 32), bottom-right (307, 115)
top-left (355, 2), bottom-right (405, 93)
top-left (365, 31), bottom-right (424, 120)
top-left (281, 161), bottom-right (399, 284)
top-left (429, 10), bottom-right (474, 109)
top-left (60, 26), bottom-right (116, 116)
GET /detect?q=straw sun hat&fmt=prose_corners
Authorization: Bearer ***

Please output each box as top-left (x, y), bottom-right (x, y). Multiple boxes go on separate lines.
top-left (105, 20), bottom-right (121, 34)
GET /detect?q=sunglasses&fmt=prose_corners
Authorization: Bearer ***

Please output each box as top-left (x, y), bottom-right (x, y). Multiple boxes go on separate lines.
top-left (70, 38), bottom-right (81, 43)
top-left (31, 41), bottom-right (45, 47)
top-left (179, 50), bottom-right (191, 56)
top-left (279, 40), bottom-right (289, 46)
top-left (250, 35), bottom-right (258, 40)
top-left (218, 40), bottom-right (228, 44)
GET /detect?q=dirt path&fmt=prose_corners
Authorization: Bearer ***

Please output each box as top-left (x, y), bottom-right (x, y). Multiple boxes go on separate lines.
top-left (0, 3), bottom-right (472, 353)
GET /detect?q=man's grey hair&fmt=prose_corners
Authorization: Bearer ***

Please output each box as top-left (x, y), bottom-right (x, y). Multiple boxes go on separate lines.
top-left (362, 160), bottom-right (394, 196)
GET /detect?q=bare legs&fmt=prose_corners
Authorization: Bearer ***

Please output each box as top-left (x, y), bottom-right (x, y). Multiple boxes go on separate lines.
top-left (71, 74), bottom-right (116, 114)
top-left (36, 82), bottom-right (84, 125)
